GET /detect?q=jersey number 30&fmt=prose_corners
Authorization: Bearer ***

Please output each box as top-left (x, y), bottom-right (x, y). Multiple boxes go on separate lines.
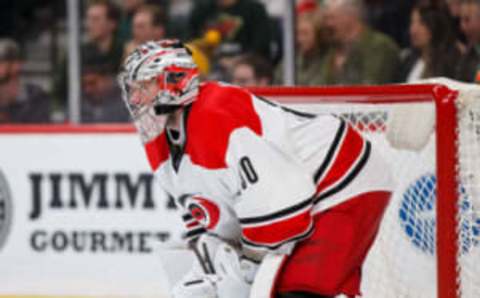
top-left (239, 156), bottom-right (258, 189)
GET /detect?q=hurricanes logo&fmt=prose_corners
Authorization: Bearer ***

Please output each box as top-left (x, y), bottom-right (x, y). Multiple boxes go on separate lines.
top-left (0, 170), bottom-right (12, 251)
top-left (187, 197), bottom-right (220, 230)
top-left (400, 173), bottom-right (480, 255)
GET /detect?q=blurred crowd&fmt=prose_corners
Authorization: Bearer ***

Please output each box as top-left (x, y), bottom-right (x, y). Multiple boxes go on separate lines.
top-left (0, 0), bottom-right (478, 123)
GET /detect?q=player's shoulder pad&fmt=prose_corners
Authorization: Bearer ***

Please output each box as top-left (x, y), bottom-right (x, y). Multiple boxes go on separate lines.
top-left (144, 132), bottom-right (169, 171)
top-left (186, 82), bottom-right (263, 169)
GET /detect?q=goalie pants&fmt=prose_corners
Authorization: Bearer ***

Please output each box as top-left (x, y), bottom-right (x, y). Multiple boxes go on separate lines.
top-left (275, 191), bottom-right (391, 297)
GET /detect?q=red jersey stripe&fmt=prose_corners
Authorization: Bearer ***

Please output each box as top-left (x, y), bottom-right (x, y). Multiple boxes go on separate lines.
top-left (316, 125), bottom-right (365, 195)
top-left (186, 220), bottom-right (200, 229)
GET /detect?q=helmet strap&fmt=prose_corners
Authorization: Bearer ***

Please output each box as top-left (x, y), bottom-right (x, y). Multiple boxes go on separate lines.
top-left (166, 109), bottom-right (187, 146)
top-left (154, 104), bottom-right (182, 115)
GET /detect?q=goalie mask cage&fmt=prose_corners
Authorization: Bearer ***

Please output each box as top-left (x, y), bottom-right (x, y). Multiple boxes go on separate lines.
top-left (250, 82), bottom-right (480, 298)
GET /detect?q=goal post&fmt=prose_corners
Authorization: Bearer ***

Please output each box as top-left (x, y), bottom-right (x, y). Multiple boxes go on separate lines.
top-left (248, 80), bottom-right (479, 298)
top-left (435, 85), bottom-right (459, 298)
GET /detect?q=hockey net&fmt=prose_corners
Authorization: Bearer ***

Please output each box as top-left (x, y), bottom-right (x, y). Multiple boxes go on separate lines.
top-left (250, 79), bottom-right (480, 298)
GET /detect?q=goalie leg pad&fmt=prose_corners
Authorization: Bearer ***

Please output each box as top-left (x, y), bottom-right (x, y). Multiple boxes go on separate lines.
top-left (171, 272), bottom-right (217, 298)
top-left (214, 243), bottom-right (256, 298)
top-left (249, 253), bottom-right (286, 298)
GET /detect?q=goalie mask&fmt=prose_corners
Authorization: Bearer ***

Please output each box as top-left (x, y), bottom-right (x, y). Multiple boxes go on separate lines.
top-left (118, 39), bottom-right (199, 143)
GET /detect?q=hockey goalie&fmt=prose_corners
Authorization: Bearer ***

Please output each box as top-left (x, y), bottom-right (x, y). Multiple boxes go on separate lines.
top-left (118, 40), bottom-right (393, 298)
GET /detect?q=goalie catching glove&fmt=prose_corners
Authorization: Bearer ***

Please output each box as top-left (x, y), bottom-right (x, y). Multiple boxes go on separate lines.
top-left (172, 234), bottom-right (258, 298)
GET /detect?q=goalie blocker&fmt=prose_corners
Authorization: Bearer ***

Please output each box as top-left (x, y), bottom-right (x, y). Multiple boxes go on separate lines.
top-left (118, 40), bottom-right (393, 298)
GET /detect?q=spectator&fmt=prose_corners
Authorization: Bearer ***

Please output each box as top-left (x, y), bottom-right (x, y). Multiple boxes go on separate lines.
top-left (166, 0), bottom-right (191, 40)
top-left (188, 0), bottom-right (273, 80)
top-left (84, 0), bottom-right (124, 72)
top-left (231, 53), bottom-right (273, 86)
top-left (275, 8), bottom-right (327, 85)
top-left (446, 0), bottom-right (467, 44)
top-left (0, 39), bottom-right (51, 123)
top-left (118, 0), bottom-right (146, 42)
top-left (259, 0), bottom-right (286, 18)
top-left (53, 0), bottom-right (124, 115)
top-left (319, 0), bottom-right (400, 85)
top-left (363, 0), bottom-right (415, 48)
top-left (80, 48), bottom-right (129, 123)
top-left (123, 4), bottom-right (167, 59)
top-left (0, 1), bottom-right (15, 39)
top-left (398, 4), bottom-right (461, 82)
top-left (456, 0), bottom-right (480, 82)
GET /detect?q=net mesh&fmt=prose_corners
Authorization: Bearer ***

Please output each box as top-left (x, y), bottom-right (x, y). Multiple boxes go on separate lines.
top-left (264, 83), bottom-right (480, 298)
top-left (456, 89), bottom-right (480, 298)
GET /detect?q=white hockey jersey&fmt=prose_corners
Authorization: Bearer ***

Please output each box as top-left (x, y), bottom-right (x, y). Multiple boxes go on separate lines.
top-left (144, 82), bottom-right (393, 254)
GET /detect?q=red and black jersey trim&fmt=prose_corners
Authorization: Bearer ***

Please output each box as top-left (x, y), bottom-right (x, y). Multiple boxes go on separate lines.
top-left (238, 196), bottom-right (314, 249)
top-left (314, 139), bottom-right (371, 204)
top-left (238, 196), bottom-right (313, 225)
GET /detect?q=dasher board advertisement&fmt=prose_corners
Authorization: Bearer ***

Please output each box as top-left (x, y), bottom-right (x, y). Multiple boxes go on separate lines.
top-left (0, 125), bottom-right (192, 297)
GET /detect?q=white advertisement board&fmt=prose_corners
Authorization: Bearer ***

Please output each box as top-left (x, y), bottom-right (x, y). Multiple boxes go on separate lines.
top-left (0, 127), bottom-right (192, 297)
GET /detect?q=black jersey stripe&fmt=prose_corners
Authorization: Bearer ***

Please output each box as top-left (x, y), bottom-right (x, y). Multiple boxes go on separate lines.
top-left (313, 119), bottom-right (347, 183)
top-left (314, 141), bottom-right (371, 204)
top-left (185, 227), bottom-right (206, 239)
top-left (184, 280), bottom-right (205, 286)
top-left (280, 105), bottom-right (317, 119)
top-left (240, 223), bottom-right (314, 250)
top-left (256, 96), bottom-right (317, 119)
top-left (240, 256), bottom-right (261, 265)
top-left (239, 195), bottom-right (314, 225)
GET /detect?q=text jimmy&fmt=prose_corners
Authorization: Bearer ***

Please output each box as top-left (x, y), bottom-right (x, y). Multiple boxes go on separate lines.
top-left (28, 172), bottom-right (167, 220)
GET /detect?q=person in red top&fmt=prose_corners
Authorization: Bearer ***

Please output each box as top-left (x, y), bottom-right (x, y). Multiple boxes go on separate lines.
top-left (118, 39), bottom-right (393, 298)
